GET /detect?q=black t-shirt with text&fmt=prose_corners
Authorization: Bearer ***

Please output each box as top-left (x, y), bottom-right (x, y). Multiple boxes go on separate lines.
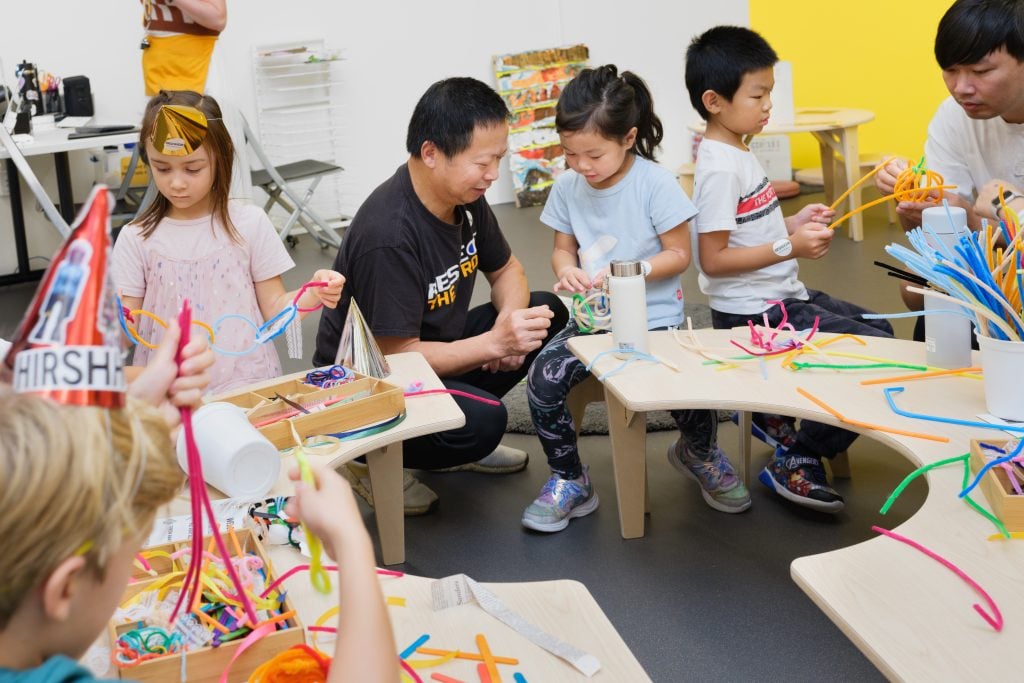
top-left (314, 164), bottom-right (512, 366)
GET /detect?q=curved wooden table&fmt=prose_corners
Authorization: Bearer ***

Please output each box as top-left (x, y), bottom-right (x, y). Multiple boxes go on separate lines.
top-left (569, 329), bottom-right (1021, 681)
top-left (689, 108), bottom-right (876, 241)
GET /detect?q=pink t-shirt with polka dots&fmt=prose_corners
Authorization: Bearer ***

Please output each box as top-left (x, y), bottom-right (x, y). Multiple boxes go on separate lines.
top-left (112, 201), bottom-right (295, 394)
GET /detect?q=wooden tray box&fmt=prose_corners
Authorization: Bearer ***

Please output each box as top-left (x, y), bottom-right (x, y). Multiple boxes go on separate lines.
top-left (969, 439), bottom-right (1024, 531)
top-left (110, 528), bottom-right (304, 682)
top-left (215, 370), bottom-right (405, 449)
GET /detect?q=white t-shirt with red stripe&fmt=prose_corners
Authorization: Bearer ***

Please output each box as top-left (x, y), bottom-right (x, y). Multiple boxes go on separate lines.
top-left (692, 138), bottom-right (807, 315)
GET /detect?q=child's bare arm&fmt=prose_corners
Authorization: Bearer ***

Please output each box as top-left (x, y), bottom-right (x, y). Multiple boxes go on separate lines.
top-left (698, 223), bottom-right (833, 277)
top-left (647, 222), bottom-right (692, 279)
top-left (254, 270), bottom-right (346, 323)
top-left (286, 467), bottom-right (398, 682)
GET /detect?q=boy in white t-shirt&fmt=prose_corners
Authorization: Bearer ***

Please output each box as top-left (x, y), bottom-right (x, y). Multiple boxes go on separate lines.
top-left (684, 26), bottom-right (894, 514)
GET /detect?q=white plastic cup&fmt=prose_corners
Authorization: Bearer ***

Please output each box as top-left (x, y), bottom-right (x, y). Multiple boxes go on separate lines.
top-left (176, 402), bottom-right (280, 498)
top-left (921, 205), bottom-right (973, 368)
top-left (977, 335), bottom-right (1024, 422)
top-left (924, 292), bottom-right (973, 369)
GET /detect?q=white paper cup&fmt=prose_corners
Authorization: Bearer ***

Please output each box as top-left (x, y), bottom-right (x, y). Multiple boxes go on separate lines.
top-left (978, 335), bottom-right (1024, 422)
top-left (176, 402), bottom-right (280, 498)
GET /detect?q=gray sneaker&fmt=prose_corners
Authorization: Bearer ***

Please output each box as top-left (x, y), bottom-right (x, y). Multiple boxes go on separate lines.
top-left (667, 440), bottom-right (751, 513)
top-left (521, 466), bottom-right (599, 533)
top-left (433, 444), bottom-right (529, 474)
top-left (341, 461), bottom-right (439, 516)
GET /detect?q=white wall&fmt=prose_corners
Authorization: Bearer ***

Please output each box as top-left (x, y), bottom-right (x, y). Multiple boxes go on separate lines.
top-left (1, 0), bottom-right (746, 271)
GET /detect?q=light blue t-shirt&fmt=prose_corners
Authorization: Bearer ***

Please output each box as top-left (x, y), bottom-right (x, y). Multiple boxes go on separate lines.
top-left (540, 155), bottom-right (698, 328)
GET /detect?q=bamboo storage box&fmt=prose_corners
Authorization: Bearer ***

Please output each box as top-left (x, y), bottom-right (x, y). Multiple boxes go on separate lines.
top-left (969, 439), bottom-right (1024, 531)
top-left (110, 528), bottom-right (304, 682)
top-left (216, 370), bottom-right (405, 449)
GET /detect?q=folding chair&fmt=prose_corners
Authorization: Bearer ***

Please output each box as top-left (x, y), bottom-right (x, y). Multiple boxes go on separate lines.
top-left (109, 143), bottom-right (154, 233)
top-left (241, 115), bottom-right (345, 249)
top-left (0, 122), bottom-right (70, 239)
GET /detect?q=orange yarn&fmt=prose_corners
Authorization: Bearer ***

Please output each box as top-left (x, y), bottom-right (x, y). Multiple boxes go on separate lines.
top-left (249, 645), bottom-right (331, 682)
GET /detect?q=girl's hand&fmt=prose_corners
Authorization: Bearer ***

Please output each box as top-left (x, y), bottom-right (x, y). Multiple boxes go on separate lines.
top-left (553, 266), bottom-right (592, 293)
top-left (285, 465), bottom-right (368, 559)
top-left (791, 203), bottom-right (834, 227)
top-left (312, 269), bottom-right (346, 308)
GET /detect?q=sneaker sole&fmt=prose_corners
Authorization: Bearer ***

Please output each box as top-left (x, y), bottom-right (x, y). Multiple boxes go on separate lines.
top-left (758, 467), bottom-right (844, 513)
top-left (666, 444), bottom-right (751, 514)
top-left (521, 492), bottom-right (600, 533)
top-left (434, 455), bottom-right (529, 474)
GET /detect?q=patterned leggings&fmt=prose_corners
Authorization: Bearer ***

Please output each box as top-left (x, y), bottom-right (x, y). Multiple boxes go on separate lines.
top-left (527, 320), bottom-right (718, 480)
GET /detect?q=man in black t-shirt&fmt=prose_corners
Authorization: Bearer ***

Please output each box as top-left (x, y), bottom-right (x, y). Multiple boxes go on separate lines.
top-left (316, 77), bottom-right (568, 515)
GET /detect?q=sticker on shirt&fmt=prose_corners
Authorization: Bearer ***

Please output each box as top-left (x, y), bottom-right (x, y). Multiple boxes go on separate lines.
top-left (736, 177), bottom-right (780, 225)
top-left (426, 234), bottom-right (479, 310)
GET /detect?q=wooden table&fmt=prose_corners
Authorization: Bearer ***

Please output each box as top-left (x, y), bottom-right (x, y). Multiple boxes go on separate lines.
top-left (203, 351), bottom-right (465, 565)
top-left (569, 329), bottom-right (1024, 680)
top-left (265, 544), bottom-right (651, 681)
top-left (0, 126), bottom-right (140, 285)
top-left (689, 108), bottom-right (876, 241)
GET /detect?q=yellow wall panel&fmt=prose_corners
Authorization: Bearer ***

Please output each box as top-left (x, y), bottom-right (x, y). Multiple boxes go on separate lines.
top-left (749, 0), bottom-right (951, 170)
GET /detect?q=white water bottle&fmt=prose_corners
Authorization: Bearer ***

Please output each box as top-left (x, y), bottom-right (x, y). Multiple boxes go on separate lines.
top-left (921, 206), bottom-right (973, 368)
top-left (608, 259), bottom-right (649, 359)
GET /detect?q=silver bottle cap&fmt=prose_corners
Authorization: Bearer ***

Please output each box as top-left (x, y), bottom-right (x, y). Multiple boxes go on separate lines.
top-left (609, 259), bottom-right (643, 277)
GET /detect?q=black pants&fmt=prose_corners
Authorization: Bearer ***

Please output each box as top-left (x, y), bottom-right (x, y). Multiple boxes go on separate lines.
top-left (402, 291), bottom-right (569, 469)
top-left (712, 289), bottom-right (893, 460)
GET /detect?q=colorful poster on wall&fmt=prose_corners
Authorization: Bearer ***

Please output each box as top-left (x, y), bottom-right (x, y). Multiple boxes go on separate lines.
top-left (493, 45), bottom-right (588, 207)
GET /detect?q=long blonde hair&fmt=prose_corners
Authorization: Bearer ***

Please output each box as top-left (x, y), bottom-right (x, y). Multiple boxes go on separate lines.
top-left (0, 388), bottom-right (183, 626)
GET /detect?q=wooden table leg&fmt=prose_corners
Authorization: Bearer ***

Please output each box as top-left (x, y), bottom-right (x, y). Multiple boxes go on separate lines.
top-left (737, 411), bottom-right (753, 487)
top-left (839, 126), bottom-right (864, 241)
top-left (818, 137), bottom-right (836, 204)
top-left (604, 391), bottom-right (647, 538)
top-left (365, 443), bottom-right (405, 565)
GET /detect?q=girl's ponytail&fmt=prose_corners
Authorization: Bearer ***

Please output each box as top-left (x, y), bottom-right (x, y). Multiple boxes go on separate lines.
top-left (620, 71), bottom-right (663, 161)
top-left (555, 65), bottom-right (663, 161)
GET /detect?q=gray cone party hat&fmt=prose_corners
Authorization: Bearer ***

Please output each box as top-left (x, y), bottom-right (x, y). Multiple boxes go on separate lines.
top-left (334, 297), bottom-right (390, 378)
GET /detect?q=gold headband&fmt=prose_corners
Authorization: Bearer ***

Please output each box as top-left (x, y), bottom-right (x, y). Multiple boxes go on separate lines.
top-left (152, 104), bottom-right (209, 156)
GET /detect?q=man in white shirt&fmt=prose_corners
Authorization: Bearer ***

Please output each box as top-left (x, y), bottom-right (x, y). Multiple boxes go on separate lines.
top-left (875, 0), bottom-right (1024, 326)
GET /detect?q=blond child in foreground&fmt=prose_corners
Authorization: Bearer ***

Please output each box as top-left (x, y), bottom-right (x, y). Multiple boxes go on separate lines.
top-left (0, 342), bottom-right (397, 681)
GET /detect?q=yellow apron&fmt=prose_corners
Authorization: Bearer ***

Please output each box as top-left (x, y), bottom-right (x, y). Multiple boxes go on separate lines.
top-left (142, 33), bottom-right (217, 95)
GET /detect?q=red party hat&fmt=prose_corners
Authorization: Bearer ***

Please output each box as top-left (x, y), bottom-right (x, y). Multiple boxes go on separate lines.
top-left (4, 186), bottom-right (125, 408)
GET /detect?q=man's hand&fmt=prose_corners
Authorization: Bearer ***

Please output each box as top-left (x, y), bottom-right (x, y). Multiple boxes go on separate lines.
top-left (788, 223), bottom-right (834, 260)
top-left (896, 192), bottom-right (967, 229)
top-left (975, 179), bottom-right (1022, 220)
top-left (490, 305), bottom-right (555, 358)
top-left (875, 158), bottom-right (908, 196)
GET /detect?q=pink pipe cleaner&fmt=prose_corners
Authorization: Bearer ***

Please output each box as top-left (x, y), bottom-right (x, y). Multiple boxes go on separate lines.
top-left (294, 280), bottom-right (328, 313)
top-left (872, 525), bottom-right (1003, 632)
top-left (169, 301), bottom-right (259, 626)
